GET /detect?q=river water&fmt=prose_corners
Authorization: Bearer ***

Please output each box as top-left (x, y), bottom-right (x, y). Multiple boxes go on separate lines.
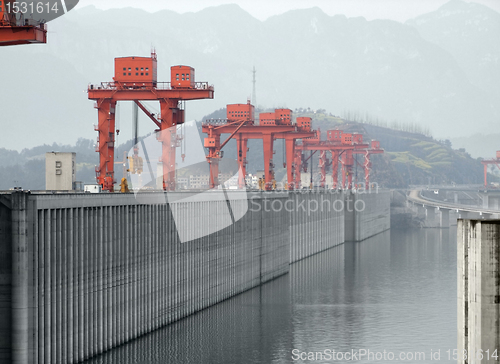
top-left (86, 227), bottom-right (457, 364)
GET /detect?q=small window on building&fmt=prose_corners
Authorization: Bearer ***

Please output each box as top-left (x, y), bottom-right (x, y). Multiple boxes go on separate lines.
top-left (136, 67), bottom-right (139, 71)
top-left (55, 161), bottom-right (62, 168)
top-left (136, 73), bottom-right (139, 76)
top-left (146, 68), bottom-right (149, 71)
top-left (141, 73), bottom-right (144, 76)
top-left (128, 73), bottom-right (131, 76)
top-left (128, 68), bottom-right (131, 71)
top-left (186, 75), bottom-right (190, 80)
top-left (146, 73), bottom-right (149, 76)
top-left (56, 170), bottom-right (62, 176)
top-left (141, 68), bottom-right (144, 71)
top-left (123, 73), bottom-right (126, 76)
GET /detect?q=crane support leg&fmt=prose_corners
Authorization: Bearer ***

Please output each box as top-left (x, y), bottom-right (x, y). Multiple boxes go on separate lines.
top-left (341, 163), bottom-right (346, 189)
top-left (484, 164), bottom-right (488, 188)
top-left (319, 151), bottom-right (327, 188)
top-left (285, 138), bottom-right (295, 190)
top-left (209, 159), bottom-right (220, 189)
top-left (207, 130), bottom-right (221, 189)
top-left (96, 100), bottom-right (116, 191)
top-left (262, 133), bottom-right (274, 190)
top-left (293, 150), bottom-right (302, 189)
top-left (236, 136), bottom-right (248, 189)
top-left (160, 99), bottom-right (178, 191)
top-left (331, 151), bottom-right (339, 189)
top-left (364, 153), bottom-right (371, 190)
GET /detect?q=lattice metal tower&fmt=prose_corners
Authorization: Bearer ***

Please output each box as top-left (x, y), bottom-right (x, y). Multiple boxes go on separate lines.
top-left (252, 66), bottom-right (257, 107)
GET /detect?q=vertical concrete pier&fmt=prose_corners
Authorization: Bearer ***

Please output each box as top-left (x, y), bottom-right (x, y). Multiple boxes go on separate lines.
top-left (439, 209), bottom-right (450, 228)
top-left (458, 219), bottom-right (500, 364)
top-left (10, 192), bottom-right (29, 364)
top-left (426, 207), bottom-right (437, 227)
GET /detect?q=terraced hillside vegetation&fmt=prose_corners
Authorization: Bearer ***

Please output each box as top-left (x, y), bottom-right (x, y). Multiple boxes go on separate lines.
top-left (299, 112), bottom-right (487, 188)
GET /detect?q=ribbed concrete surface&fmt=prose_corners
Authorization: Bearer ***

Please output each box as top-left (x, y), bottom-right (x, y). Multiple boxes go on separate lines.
top-left (0, 190), bottom-right (390, 364)
top-left (345, 191), bottom-right (391, 242)
top-left (1, 192), bottom-right (290, 364)
top-left (0, 198), bottom-right (12, 364)
top-left (289, 191), bottom-right (345, 263)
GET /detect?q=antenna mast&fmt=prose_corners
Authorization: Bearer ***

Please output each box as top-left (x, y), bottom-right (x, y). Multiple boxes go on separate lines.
top-left (252, 66), bottom-right (257, 107)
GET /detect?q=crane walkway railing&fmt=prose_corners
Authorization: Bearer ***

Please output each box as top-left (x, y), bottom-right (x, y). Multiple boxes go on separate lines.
top-left (88, 81), bottom-right (214, 91)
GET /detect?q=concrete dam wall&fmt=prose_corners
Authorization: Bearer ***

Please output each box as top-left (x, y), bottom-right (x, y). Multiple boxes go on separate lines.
top-left (0, 190), bottom-right (389, 364)
top-left (345, 191), bottom-right (391, 242)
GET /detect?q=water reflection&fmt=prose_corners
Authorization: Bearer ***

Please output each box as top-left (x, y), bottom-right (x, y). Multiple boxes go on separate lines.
top-left (86, 228), bottom-right (456, 364)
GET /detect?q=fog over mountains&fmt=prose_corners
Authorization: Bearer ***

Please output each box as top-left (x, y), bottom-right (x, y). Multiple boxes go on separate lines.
top-left (0, 0), bottom-right (498, 155)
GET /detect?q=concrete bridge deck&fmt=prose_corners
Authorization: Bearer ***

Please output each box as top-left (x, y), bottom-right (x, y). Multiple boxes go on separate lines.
top-left (408, 189), bottom-right (500, 215)
top-left (406, 189), bottom-right (500, 228)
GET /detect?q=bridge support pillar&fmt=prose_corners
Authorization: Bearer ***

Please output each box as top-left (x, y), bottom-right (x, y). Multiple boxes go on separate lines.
top-left (416, 205), bottom-right (426, 220)
top-left (425, 206), bottom-right (438, 227)
top-left (457, 219), bottom-right (500, 364)
top-left (438, 209), bottom-right (450, 228)
top-left (454, 192), bottom-right (459, 204)
top-left (492, 197), bottom-right (499, 210)
top-left (482, 194), bottom-right (489, 209)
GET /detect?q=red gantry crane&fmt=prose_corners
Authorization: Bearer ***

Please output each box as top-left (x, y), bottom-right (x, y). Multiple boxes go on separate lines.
top-left (295, 129), bottom-right (383, 190)
top-left (0, 1), bottom-right (47, 46)
top-left (481, 151), bottom-right (500, 188)
top-left (88, 52), bottom-right (214, 191)
top-left (202, 102), bottom-right (316, 190)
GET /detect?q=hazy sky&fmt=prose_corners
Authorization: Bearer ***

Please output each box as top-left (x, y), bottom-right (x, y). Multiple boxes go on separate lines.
top-left (77, 0), bottom-right (500, 22)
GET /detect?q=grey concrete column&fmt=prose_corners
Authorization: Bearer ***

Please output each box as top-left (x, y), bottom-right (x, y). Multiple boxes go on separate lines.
top-left (492, 197), bottom-right (499, 211)
top-left (426, 206), bottom-right (437, 227)
top-left (457, 219), bottom-right (469, 364)
top-left (458, 219), bottom-right (500, 364)
top-left (11, 192), bottom-right (29, 364)
top-left (454, 192), bottom-right (459, 204)
top-left (482, 194), bottom-right (489, 209)
top-left (439, 209), bottom-right (450, 228)
top-left (416, 205), bottom-right (426, 219)
top-left (470, 221), bottom-right (500, 363)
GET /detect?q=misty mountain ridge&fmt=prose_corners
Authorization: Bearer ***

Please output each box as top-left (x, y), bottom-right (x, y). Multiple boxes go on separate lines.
top-left (0, 0), bottom-right (498, 157)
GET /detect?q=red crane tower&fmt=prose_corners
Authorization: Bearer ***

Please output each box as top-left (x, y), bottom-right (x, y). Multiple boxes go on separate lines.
top-left (295, 130), bottom-right (383, 190)
top-left (481, 151), bottom-right (500, 188)
top-left (88, 52), bottom-right (214, 191)
top-left (0, 1), bottom-right (47, 46)
top-left (202, 103), bottom-right (316, 190)
top-left (353, 140), bottom-right (384, 190)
